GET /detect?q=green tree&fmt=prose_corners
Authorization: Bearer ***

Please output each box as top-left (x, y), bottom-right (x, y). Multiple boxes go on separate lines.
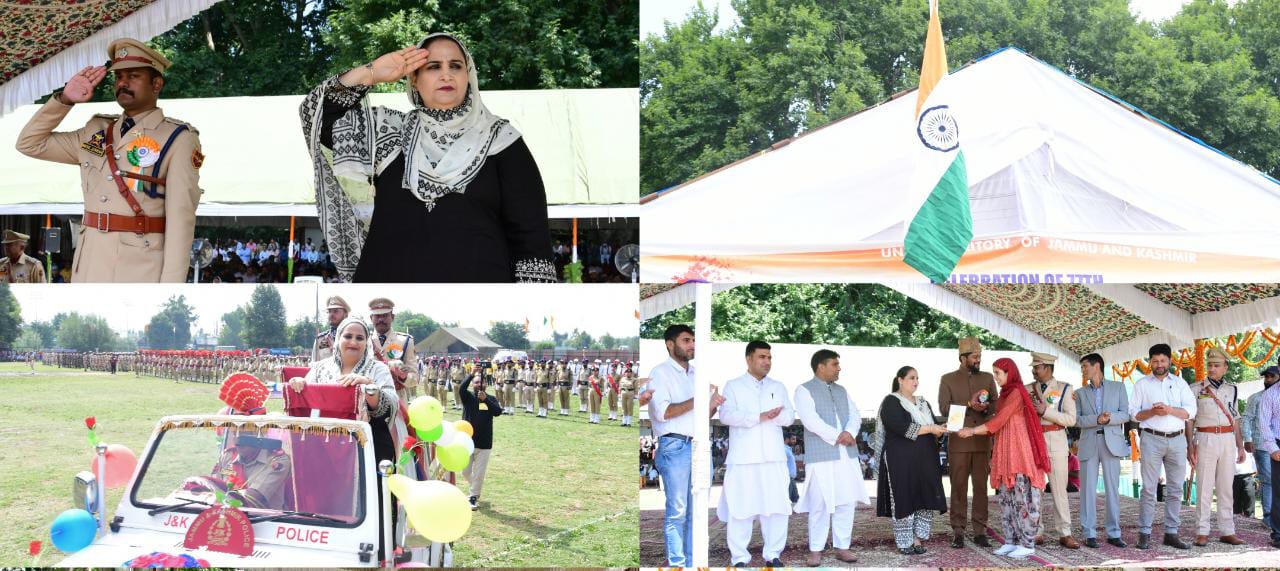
top-left (486, 320), bottom-right (530, 349)
top-left (288, 316), bottom-right (323, 350)
top-left (146, 295), bottom-right (197, 350)
top-left (218, 306), bottom-right (247, 348)
top-left (0, 283), bottom-right (20, 348)
top-left (324, 0), bottom-right (638, 91)
top-left (565, 328), bottom-right (596, 349)
top-left (641, 0), bottom-right (1280, 195)
top-left (56, 312), bottom-right (121, 352)
top-left (26, 320), bottom-right (56, 348)
top-left (242, 285), bottom-right (288, 348)
top-left (13, 330), bottom-right (41, 351)
top-left (641, 284), bottom-right (1021, 352)
top-left (533, 339), bottom-right (556, 350)
top-left (395, 310), bottom-right (441, 345)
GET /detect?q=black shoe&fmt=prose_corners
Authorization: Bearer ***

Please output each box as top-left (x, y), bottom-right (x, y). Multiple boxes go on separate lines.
top-left (1163, 533), bottom-right (1189, 549)
top-left (468, 496), bottom-right (478, 511)
top-left (733, 563), bottom-right (747, 568)
top-left (1137, 533), bottom-right (1150, 550)
top-left (898, 547), bottom-right (915, 555)
top-left (1107, 537), bottom-right (1127, 548)
top-left (951, 535), bottom-right (965, 548)
top-left (912, 544), bottom-right (926, 554)
top-left (972, 534), bottom-right (991, 547)
top-left (765, 558), bottom-right (783, 567)
top-left (1271, 538), bottom-right (1280, 549)
top-left (1084, 537), bottom-right (1099, 548)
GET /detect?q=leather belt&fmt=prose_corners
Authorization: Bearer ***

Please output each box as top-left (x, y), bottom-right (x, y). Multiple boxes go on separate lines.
top-left (1196, 425), bottom-right (1234, 434)
top-left (661, 433), bottom-right (692, 442)
top-left (1141, 427), bottom-right (1184, 438)
top-left (83, 211), bottom-right (165, 234)
top-left (1041, 424), bottom-right (1064, 433)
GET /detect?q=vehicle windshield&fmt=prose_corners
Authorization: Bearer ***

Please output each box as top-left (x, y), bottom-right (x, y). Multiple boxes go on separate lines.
top-left (132, 423), bottom-right (364, 524)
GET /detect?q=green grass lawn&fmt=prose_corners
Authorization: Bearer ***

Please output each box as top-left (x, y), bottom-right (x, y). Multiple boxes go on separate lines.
top-left (0, 364), bottom-right (638, 567)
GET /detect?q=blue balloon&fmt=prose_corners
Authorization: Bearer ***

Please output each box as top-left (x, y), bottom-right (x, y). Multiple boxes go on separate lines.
top-left (50, 508), bottom-right (96, 553)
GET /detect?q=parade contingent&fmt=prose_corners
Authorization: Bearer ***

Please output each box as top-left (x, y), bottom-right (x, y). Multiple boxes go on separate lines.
top-left (647, 324), bottom-right (1276, 567)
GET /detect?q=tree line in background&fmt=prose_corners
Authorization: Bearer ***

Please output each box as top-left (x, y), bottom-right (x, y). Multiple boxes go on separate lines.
top-left (640, 283), bottom-right (1271, 384)
top-left (78, 0), bottom-right (636, 103)
top-left (0, 284), bottom-right (637, 354)
top-left (641, 0), bottom-right (1280, 195)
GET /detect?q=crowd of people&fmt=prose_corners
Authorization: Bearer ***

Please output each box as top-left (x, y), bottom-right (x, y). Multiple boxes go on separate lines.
top-left (551, 239), bottom-right (637, 283)
top-left (644, 323), bottom-right (1279, 567)
top-left (191, 237), bottom-right (342, 283)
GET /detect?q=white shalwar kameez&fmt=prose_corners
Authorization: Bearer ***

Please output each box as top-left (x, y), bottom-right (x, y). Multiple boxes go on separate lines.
top-left (793, 382), bottom-right (870, 552)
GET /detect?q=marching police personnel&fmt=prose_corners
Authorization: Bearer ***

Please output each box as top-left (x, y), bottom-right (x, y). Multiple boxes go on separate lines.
top-left (0, 230), bottom-right (46, 283)
top-left (449, 358), bottom-right (466, 410)
top-left (556, 359), bottom-right (571, 416)
top-left (16, 38), bottom-right (202, 283)
top-left (1188, 348), bottom-right (1247, 546)
top-left (620, 363), bottom-right (636, 427)
top-left (311, 296), bottom-right (350, 363)
top-left (369, 298), bottom-right (418, 402)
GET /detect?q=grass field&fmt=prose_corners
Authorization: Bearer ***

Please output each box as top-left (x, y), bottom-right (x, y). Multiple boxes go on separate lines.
top-left (0, 362), bottom-right (638, 567)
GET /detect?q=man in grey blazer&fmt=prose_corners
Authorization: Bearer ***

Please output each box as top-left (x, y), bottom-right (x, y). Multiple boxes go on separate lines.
top-left (1075, 353), bottom-right (1130, 548)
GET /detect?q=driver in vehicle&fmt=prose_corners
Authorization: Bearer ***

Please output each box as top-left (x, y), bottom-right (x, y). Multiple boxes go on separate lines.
top-left (183, 434), bottom-right (291, 510)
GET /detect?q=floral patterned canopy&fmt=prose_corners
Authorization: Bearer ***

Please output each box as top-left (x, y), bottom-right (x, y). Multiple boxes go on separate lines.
top-left (0, 0), bottom-right (158, 85)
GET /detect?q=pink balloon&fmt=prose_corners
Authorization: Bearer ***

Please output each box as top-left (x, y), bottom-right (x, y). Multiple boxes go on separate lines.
top-left (90, 444), bottom-right (138, 488)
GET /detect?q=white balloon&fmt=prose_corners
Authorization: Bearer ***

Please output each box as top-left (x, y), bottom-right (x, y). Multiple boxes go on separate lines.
top-left (457, 433), bottom-right (475, 456)
top-left (436, 420), bottom-right (457, 447)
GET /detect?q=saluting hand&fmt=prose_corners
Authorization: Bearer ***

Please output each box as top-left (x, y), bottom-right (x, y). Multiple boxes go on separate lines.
top-left (368, 47), bottom-right (430, 84)
top-left (63, 66), bottom-right (106, 104)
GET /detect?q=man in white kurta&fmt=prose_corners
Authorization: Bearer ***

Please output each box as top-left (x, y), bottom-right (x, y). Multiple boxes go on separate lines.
top-left (716, 341), bottom-right (795, 566)
top-left (792, 349), bottom-right (867, 565)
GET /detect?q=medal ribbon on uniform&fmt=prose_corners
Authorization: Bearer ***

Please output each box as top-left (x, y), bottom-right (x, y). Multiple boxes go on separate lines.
top-left (124, 135), bottom-right (162, 194)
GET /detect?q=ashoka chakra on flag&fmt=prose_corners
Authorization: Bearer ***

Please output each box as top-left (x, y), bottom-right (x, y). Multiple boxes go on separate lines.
top-left (917, 104), bottom-right (959, 152)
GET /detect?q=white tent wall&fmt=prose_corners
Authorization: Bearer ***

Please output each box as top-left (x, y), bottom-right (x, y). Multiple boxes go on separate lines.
top-left (640, 48), bottom-right (1280, 280)
top-left (639, 338), bottom-right (1038, 420)
top-left (0, 89), bottom-right (639, 217)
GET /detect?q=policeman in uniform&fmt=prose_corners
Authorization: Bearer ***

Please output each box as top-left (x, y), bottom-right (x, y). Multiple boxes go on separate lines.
top-left (423, 357), bottom-right (438, 403)
top-left (311, 296), bottom-right (350, 363)
top-left (0, 230), bottom-right (46, 283)
top-left (506, 360), bottom-right (519, 411)
top-left (1189, 348), bottom-right (1247, 546)
top-left (1027, 352), bottom-right (1080, 549)
top-left (184, 434), bottom-right (291, 510)
top-left (450, 358), bottom-right (467, 410)
top-left (16, 38), bottom-right (202, 283)
top-left (556, 359), bottom-right (571, 415)
top-left (369, 298), bottom-right (418, 402)
top-left (606, 359), bottom-right (621, 422)
top-left (620, 363), bottom-right (637, 427)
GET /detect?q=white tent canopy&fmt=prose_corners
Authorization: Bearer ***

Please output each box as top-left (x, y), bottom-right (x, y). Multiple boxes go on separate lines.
top-left (0, 89), bottom-right (639, 218)
top-left (640, 48), bottom-right (1280, 282)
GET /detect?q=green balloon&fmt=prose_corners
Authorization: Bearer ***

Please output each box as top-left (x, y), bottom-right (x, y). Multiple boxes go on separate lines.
top-left (437, 441), bottom-right (471, 472)
top-left (417, 423), bottom-right (444, 442)
top-left (408, 396), bottom-right (443, 433)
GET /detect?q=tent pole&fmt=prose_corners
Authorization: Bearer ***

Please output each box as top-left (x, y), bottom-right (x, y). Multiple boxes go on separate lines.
top-left (288, 215), bottom-right (296, 282)
top-left (44, 213), bottom-right (51, 282)
top-left (692, 283), bottom-right (711, 567)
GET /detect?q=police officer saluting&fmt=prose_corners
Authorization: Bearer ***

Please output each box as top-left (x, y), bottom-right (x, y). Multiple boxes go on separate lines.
top-left (16, 38), bottom-right (202, 283)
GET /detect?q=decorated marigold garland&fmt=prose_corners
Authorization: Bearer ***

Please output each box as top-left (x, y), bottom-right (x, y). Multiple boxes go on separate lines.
top-left (1112, 328), bottom-right (1280, 381)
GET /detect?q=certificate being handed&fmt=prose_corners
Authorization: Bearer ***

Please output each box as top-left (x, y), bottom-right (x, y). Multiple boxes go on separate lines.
top-left (946, 404), bottom-right (967, 432)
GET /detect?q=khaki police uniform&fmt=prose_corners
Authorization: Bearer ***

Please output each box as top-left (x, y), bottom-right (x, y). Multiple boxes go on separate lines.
top-left (556, 362), bottom-right (571, 414)
top-left (208, 444), bottom-right (291, 510)
top-left (0, 230), bottom-right (46, 283)
top-left (1190, 348), bottom-right (1243, 541)
top-left (16, 39), bottom-right (201, 283)
top-left (1027, 352), bottom-right (1077, 542)
top-left (620, 370), bottom-right (636, 426)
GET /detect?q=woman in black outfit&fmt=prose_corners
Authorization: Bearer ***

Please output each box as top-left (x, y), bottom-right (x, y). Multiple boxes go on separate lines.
top-left (874, 366), bottom-right (949, 555)
top-left (301, 33), bottom-right (556, 283)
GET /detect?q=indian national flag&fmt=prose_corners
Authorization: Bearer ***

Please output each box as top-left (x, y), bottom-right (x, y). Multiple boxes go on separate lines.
top-left (903, 0), bottom-right (972, 283)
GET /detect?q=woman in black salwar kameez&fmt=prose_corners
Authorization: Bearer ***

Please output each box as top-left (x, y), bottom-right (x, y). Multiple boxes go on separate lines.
top-left (874, 366), bottom-right (949, 555)
top-left (300, 33), bottom-right (556, 283)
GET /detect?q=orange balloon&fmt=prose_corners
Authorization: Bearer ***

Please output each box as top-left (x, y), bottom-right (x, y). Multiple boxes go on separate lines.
top-left (454, 420), bottom-right (474, 437)
top-left (90, 444), bottom-right (138, 488)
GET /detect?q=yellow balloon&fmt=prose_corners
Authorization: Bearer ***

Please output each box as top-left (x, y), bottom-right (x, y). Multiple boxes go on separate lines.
top-left (454, 420), bottom-right (474, 437)
top-left (437, 441), bottom-right (471, 472)
top-left (401, 480), bottom-right (473, 543)
top-left (407, 396), bottom-right (443, 432)
top-left (387, 473), bottom-right (413, 499)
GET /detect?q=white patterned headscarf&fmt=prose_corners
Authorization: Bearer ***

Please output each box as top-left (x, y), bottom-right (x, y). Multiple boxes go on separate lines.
top-left (401, 33), bottom-right (521, 205)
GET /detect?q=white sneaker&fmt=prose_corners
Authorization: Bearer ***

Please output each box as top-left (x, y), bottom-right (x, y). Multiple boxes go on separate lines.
top-left (994, 543), bottom-right (1017, 555)
top-left (1007, 546), bottom-right (1034, 559)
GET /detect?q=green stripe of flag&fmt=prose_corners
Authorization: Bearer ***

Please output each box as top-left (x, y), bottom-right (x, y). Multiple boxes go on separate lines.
top-left (904, 151), bottom-right (972, 283)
